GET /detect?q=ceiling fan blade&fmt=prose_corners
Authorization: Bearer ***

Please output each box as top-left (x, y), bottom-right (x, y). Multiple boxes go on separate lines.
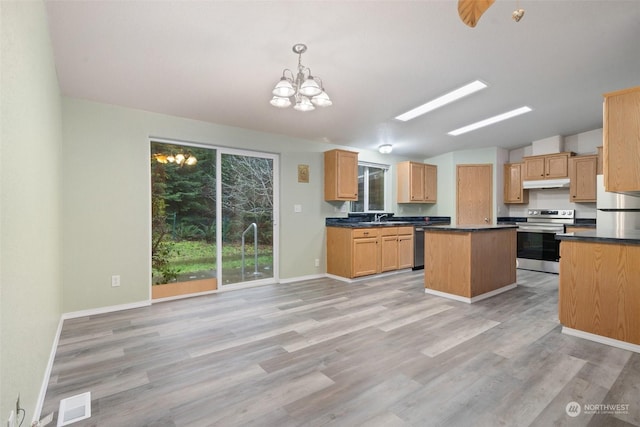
top-left (458, 0), bottom-right (496, 27)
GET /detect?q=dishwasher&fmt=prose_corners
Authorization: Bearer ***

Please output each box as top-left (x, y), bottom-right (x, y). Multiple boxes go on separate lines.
top-left (413, 226), bottom-right (425, 270)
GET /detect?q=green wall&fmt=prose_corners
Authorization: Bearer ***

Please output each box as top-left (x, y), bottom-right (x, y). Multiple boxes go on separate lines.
top-left (60, 98), bottom-right (415, 312)
top-left (1, 1), bottom-right (63, 422)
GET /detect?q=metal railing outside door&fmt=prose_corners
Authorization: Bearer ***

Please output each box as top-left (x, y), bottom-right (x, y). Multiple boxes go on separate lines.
top-left (241, 223), bottom-right (260, 279)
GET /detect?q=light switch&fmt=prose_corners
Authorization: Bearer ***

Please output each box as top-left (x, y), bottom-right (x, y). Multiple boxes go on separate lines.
top-left (294, 204), bottom-right (302, 213)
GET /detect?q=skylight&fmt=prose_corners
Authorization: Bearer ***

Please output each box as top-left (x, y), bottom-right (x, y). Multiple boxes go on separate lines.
top-left (394, 80), bottom-right (488, 122)
top-left (448, 106), bottom-right (533, 136)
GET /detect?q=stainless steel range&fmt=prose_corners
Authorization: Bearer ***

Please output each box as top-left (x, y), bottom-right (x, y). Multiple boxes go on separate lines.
top-left (516, 209), bottom-right (574, 274)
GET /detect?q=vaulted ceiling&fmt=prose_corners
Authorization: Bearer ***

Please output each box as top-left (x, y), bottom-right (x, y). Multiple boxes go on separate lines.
top-left (45, 0), bottom-right (640, 157)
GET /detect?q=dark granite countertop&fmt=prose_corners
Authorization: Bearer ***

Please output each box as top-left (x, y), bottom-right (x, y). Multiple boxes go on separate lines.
top-left (326, 216), bottom-right (451, 228)
top-left (556, 229), bottom-right (640, 245)
top-left (497, 216), bottom-right (527, 225)
top-left (423, 224), bottom-right (518, 232)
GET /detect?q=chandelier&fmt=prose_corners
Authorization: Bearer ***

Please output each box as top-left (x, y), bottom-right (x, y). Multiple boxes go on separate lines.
top-left (270, 43), bottom-right (332, 111)
top-left (153, 153), bottom-right (197, 166)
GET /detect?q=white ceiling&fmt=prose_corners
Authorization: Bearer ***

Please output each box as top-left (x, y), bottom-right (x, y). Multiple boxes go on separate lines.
top-left (44, 0), bottom-right (640, 158)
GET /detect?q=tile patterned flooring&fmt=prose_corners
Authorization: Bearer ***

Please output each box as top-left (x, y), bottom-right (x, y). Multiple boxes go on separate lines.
top-left (41, 270), bottom-right (640, 426)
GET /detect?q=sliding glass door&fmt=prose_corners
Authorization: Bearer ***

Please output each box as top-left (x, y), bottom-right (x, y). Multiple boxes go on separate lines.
top-left (151, 142), bottom-right (278, 297)
top-left (219, 150), bottom-right (277, 286)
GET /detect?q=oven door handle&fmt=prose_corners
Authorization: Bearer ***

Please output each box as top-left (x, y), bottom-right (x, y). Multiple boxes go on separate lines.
top-left (517, 226), bottom-right (563, 233)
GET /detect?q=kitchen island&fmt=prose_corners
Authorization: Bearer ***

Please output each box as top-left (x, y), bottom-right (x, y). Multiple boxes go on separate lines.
top-left (423, 225), bottom-right (517, 303)
top-left (556, 229), bottom-right (640, 353)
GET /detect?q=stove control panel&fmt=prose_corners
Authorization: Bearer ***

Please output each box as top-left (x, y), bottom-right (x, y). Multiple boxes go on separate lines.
top-left (527, 209), bottom-right (575, 219)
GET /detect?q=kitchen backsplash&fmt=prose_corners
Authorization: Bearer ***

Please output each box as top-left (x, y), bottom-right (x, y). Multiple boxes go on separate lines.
top-left (507, 187), bottom-right (596, 219)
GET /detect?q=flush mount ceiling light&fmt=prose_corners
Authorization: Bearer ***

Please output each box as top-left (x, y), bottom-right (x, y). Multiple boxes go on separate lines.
top-left (378, 144), bottom-right (393, 154)
top-left (395, 80), bottom-right (488, 122)
top-left (448, 106), bottom-right (532, 136)
top-left (270, 44), bottom-right (332, 112)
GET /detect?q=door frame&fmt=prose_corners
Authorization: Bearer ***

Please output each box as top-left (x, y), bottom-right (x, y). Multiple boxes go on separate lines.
top-left (148, 138), bottom-right (280, 299)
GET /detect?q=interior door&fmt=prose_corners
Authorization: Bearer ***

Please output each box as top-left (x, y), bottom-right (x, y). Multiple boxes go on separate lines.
top-left (456, 164), bottom-right (493, 225)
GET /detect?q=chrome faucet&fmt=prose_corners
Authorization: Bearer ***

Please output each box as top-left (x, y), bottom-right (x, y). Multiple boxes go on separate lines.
top-left (374, 213), bottom-right (388, 222)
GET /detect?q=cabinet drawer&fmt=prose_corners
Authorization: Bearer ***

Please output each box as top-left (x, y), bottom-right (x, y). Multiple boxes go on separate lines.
top-left (352, 228), bottom-right (379, 239)
top-left (397, 226), bottom-right (413, 235)
top-left (379, 227), bottom-right (399, 237)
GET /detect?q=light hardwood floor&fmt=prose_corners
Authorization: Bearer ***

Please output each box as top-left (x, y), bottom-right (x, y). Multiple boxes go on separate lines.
top-left (42, 270), bottom-right (640, 426)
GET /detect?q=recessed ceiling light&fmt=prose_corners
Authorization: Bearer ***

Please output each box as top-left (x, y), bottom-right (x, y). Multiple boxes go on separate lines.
top-left (395, 80), bottom-right (488, 122)
top-left (448, 106), bottom-right (533, 136)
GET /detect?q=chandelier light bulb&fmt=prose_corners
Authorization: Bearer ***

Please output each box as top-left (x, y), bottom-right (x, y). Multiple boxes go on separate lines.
top-left (272, 77), bottom-right (295, 98)
top-left (270, 96), bottom-right (292, 108)
top-left (299, 77), bottom-right (322, 97)
top-left (311, 91), bottom-right (332, 107)
top-left (294, 96), bottom-right (315, 112)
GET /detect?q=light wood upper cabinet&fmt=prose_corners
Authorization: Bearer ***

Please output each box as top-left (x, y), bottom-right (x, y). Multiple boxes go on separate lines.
top-left (504, 163), bottom-right (528, 204)
top-left (603, 86), bottom-right (640, 192)
top-left (569, 155), bottom-right (597, 202)
top-left (324, 149), bottom-right (358, 201)
top-left (523, 152), bottom-right (573, 180)
top-left (397, 161), bottom-right (437, 203)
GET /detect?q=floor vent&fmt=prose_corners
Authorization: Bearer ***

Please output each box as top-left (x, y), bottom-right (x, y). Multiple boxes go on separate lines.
top-left (57, 392), bottom-right (91, 426)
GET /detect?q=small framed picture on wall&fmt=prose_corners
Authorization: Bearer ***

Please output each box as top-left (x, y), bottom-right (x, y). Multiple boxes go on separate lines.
top-left (298, 164), bottom-right (309, 183)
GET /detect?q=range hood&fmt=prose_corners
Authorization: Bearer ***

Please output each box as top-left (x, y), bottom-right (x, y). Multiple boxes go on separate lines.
top-left (522, 178), bottom-right (571, 189)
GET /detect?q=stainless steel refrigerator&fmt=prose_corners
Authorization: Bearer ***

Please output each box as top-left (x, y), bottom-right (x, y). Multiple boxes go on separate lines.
top-left (596, 175), bottom-right (640, 231)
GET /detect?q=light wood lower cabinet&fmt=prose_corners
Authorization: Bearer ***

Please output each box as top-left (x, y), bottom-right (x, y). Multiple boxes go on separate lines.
top-left (327, 226), bottom-right (414, 278)
top-left (559, 239), bottom-right (640, 345)
top-left (398, 231), bottom-right (414, 269)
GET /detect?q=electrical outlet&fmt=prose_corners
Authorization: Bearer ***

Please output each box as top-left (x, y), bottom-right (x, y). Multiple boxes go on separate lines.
top-left (111, 275), bottom-right (120, 287)
top-left (315, 258), bottom-right (320, 267)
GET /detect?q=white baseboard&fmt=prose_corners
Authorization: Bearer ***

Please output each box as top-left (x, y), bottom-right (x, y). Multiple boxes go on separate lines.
top-left (562, 327), bottom-right (640, 353)
top-left (32, 316), bottom-right (64, 424)
top-left (326, 269), bottom-right (413, 284)
top-left (279, 273), bottom-right (326, 284)
top-left (62, 300), bottom-right (151, 320)
top-left (425, 283), bottom-right (517, 304)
